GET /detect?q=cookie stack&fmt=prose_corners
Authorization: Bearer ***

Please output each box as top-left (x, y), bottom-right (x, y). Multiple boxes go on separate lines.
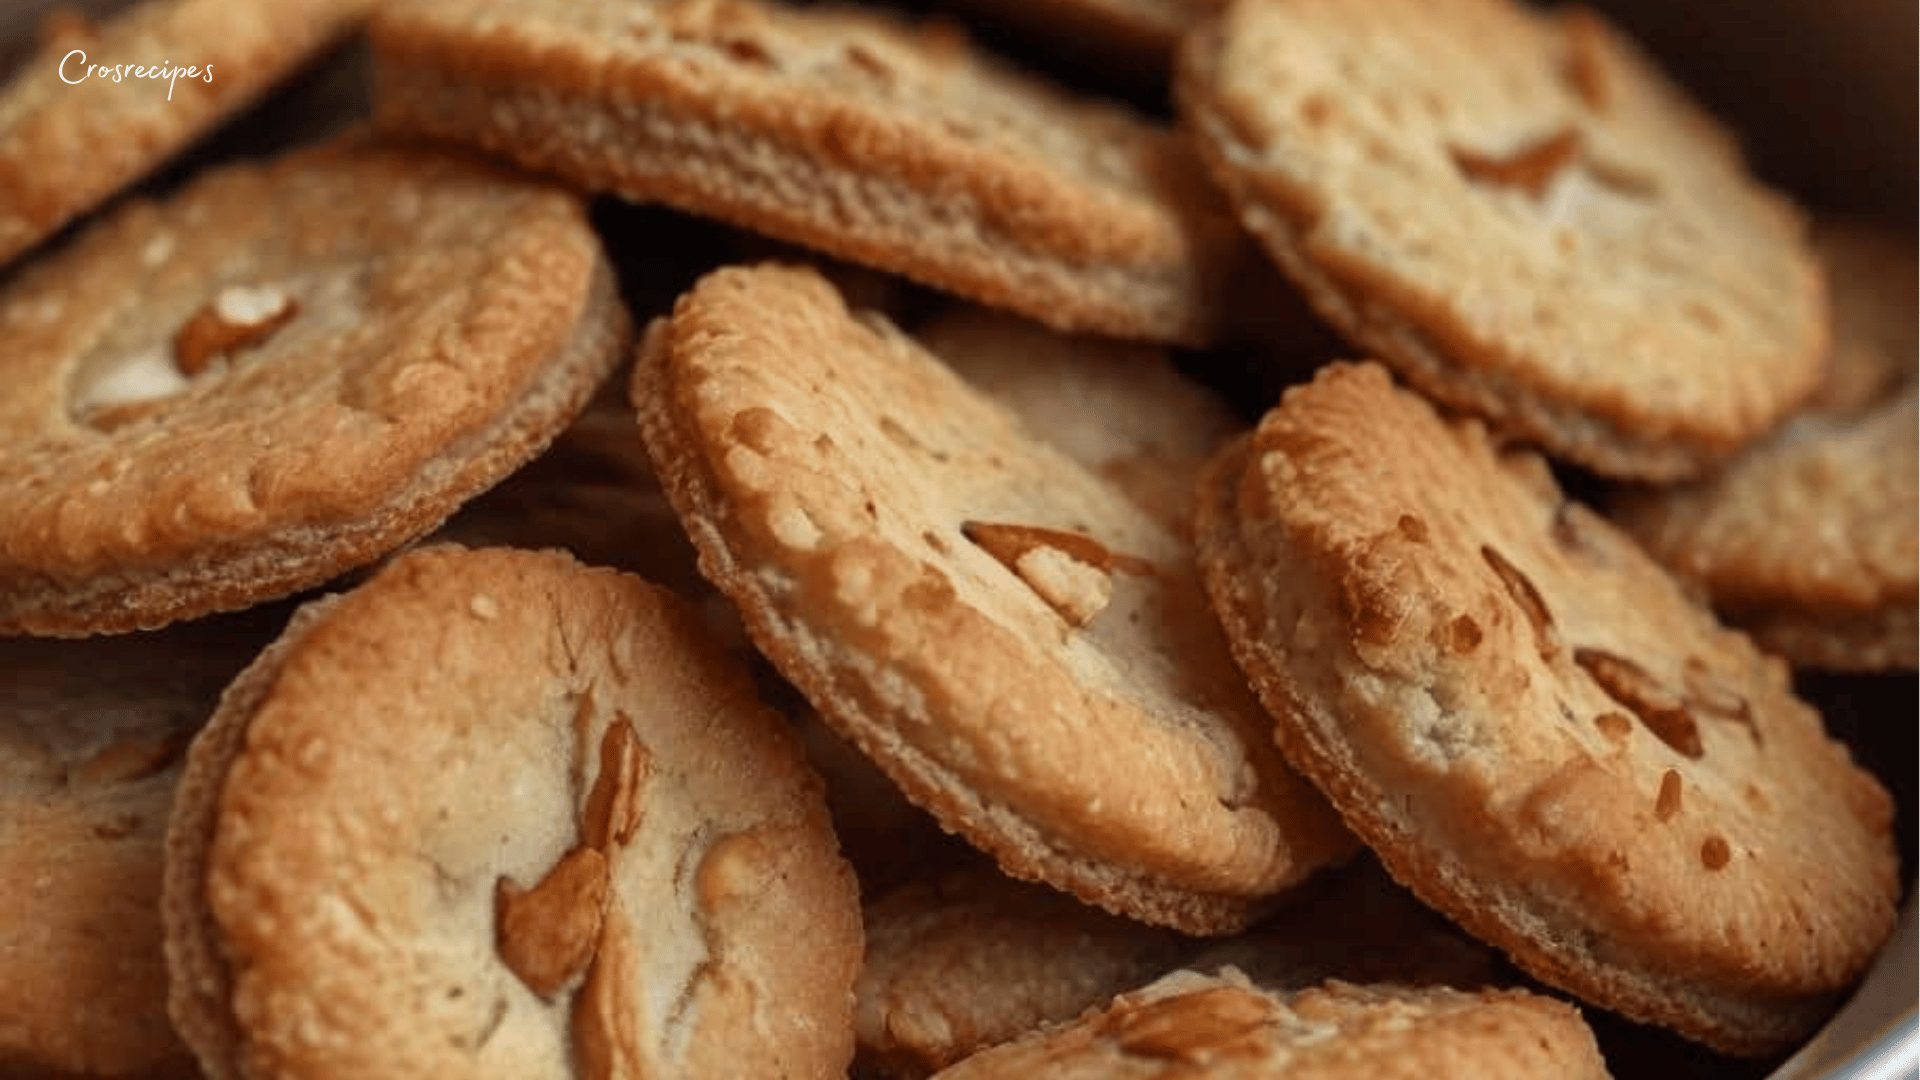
top-left (0, 0), bottom-right (1908, 1077)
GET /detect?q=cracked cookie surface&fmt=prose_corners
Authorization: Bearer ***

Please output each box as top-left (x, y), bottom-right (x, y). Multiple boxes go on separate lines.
top-left (161, 545), bottom-right (860, 1080)
top-left (1194, 361), bottom-right (1899, 1055)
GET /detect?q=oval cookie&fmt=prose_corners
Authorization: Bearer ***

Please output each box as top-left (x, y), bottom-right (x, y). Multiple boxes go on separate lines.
top-left (0, 134), bottom-right (628, 635)
top-left (162, 545), bottom-right (860, 1080)
top-left (1195, 361), bottom-right (1900, 1054)
top-left (369, 0), bottom-right (1258, 346)
top-left (634, 264), bottom-right (1354, 933)
top-left (928, 969), bottom-right (1612, 1080)
top-left (1178, 0), bottom-right (1826, 479)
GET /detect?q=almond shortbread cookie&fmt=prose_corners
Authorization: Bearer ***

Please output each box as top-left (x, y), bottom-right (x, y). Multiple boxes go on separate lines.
top-left (1178, 0), bottom-right (1826, 480)
top-left (635, 264), bottom-right (1354, 933)
top-left (163, 545), bottom-right (861, 1080)
top-left (0, 607), bottom-right (282, 1079)
top-left (928, 968), bottom-right (1612, 1079)
top-left (369, 0), bottom-right (1257, 347)
top-left (0, 134), bottom-right (627, 636)
top-left (1195, 362), bottom-right (1899, 1054)
top-left (1616, 224), bottom-right (1918, 671)
top-left (0, 0), bottom-right (373, 269)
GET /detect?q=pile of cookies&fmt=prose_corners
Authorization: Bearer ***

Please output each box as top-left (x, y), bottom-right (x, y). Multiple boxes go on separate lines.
top-left (1, 0), bottom-right (1911, 1077)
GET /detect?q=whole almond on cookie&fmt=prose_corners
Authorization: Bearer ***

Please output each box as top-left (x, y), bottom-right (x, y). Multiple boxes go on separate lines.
top-left (162, 545), bottom-right (861, 1080)
top-left (1178, 0), bottom-right (1827, 480)
top-left (1194, 361), bottom-right (1899, 1054)
top-left (0, 133), bottom-right (628, 636)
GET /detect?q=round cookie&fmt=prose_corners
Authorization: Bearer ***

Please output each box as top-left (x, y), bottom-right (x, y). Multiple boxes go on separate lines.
top-left (914, 304), bottom-right (1243, 535)
top-left (0, 607), bottom-right (282, 1079)
top-left (1614, 222), bottom-right (1918, 671)
top-left (927, 968), bottom-right (1612, 1080)
top-left (1177, 0), bottom-right (1826, 480)
top-left (0, 133), bottom-right (628, 636)
top-left (0, 0), bottom-right (373, 270)
top-left (634, 264), bottom-right (1355, 934)
top-left (1194, 361), bottom-right (1900, 1054)
top-left (369, 0), bottom-right (1259, 347)
top-left (162, 544), bottom-right (861, 1080)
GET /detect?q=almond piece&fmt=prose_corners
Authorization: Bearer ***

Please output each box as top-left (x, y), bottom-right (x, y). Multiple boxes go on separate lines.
top-left (495, 846), bottom-right (611, 1000)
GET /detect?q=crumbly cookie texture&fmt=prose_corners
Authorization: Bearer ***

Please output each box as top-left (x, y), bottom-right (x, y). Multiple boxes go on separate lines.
top-left (634, 263), bottom-right (1355, 934)
top-left (1178, 0), bottom-right (1826, 480)
top-left (1195, 362), bottom-right (1899, 1055)
top-left (0, 0), bottom-right (374, 269)
top-left (162, 545), bottom-right (861, 1080)
top-left (0, 134), bottom-right (628, 636)
top-left (1614, 222), bottom-right (1918, 671)
top-left (369, 0), bottom-right (1260, 346)
top-left (929, 968), bottom-right (1613, 1079)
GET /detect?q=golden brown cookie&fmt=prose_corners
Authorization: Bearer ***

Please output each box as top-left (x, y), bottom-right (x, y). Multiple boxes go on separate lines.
top-left (1194, 361), bottom-right (1900, 1054)
top-left (0, 0), bottom-right (373, 269)
top-left (1615, 223), bottom-right (1918, 671)
top-left (0, 134), bottom-right (627, 636)
top-left (915, 304), bottom-right (1242, 535)
top-left (162, 544), bottom-right (861, 1080)
top-left (1617, 389), bottom-right (1917, 673)
top-left (853, 853), bottom-right (1501, 1080)
top-left (856, 862), bottom-right (1193, 1079)
top-left (1177, 0), bottom-right (1826, 480)
top-left (0, 607), bottom-right (282, 1080)
top-left (634, 264), bottom-right (1354, 934)
top-left (369, 0), bottom-right (1257, 347)
top-left (927, 968), bottom-right (1613, 1079)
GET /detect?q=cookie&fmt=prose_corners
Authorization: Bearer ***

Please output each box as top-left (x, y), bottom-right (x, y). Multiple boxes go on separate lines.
top-left (0, 133), bottom-right (628, 636)
top-left (1177, 0), bottom-right (1826, 480)
top-left (634, 264), bottom-right (1354, 934)
top-left (1194, 361), bottom-right (1900, 1054)
top-left (1615, 389), bottom-right (1917, 673)
top-left (1611, 224), bottom-right (1918, 671)
top-left (0, 0), bottom-right (373, 269)
top-left (163, 544), bottom-right (861, 1080)
top-left (0, 607), bottom-right (282, 1079)
top-left (855, 862), bottom-right (1193, 1078)
top-left (927, 968), bottom-right (1612, 1079)
top-left (369, 0), bottom-right (1258, 347)
top-left (855, 852), bottom-right (1501, 1079)
top-left (915, 304), bottom-right (1243, 535)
